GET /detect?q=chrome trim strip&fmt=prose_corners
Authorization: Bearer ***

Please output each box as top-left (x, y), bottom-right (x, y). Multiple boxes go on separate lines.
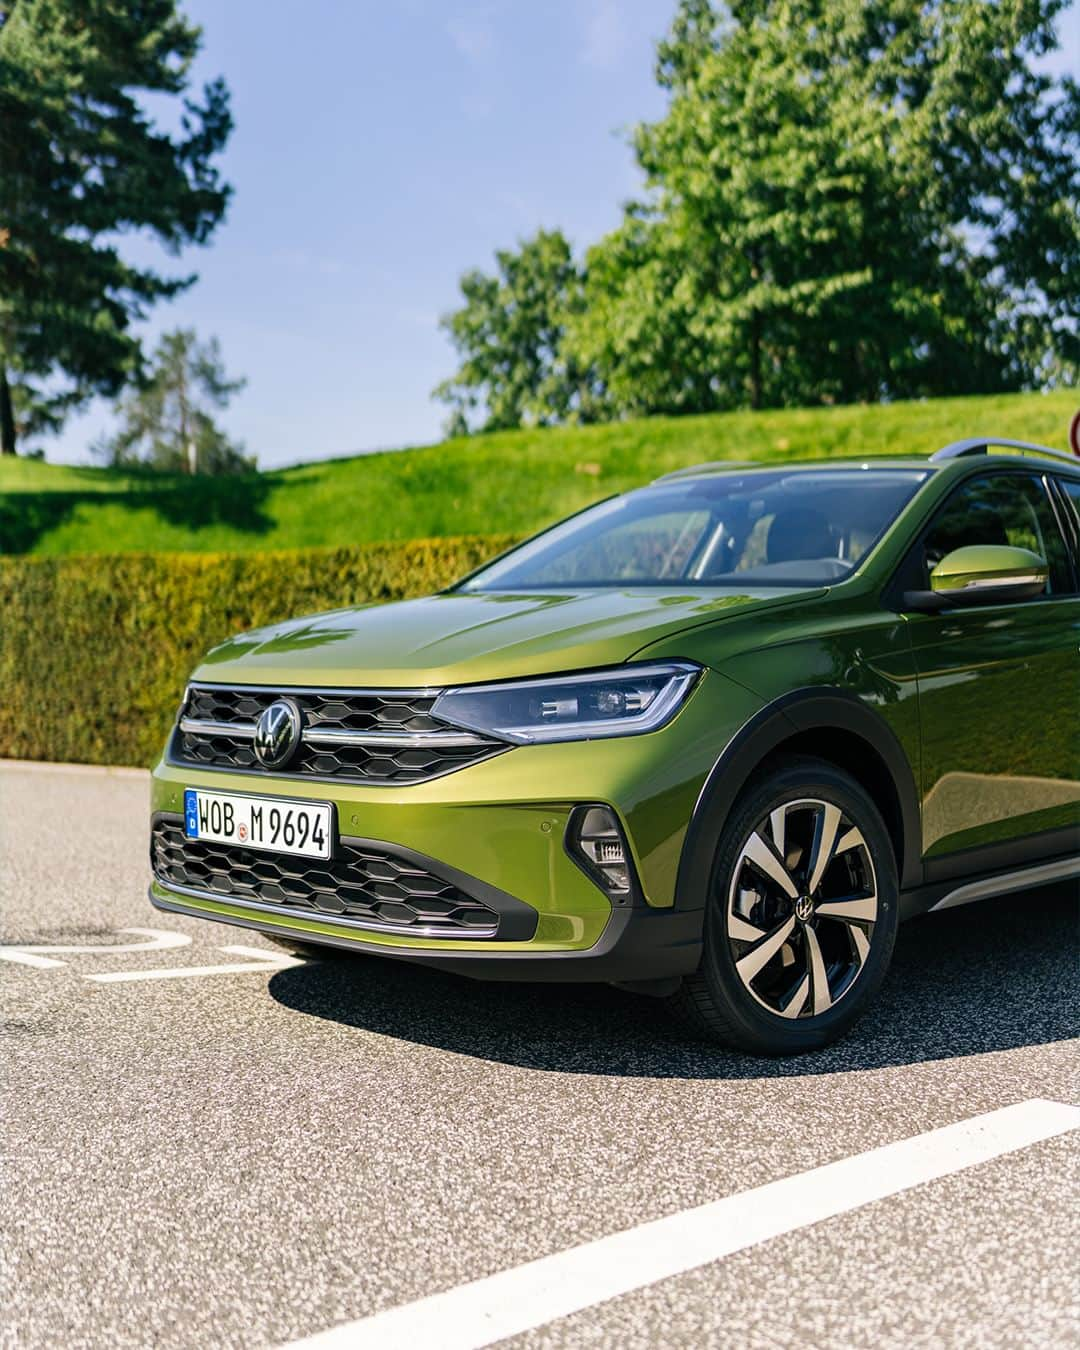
top-left (301, 727), bottom-right (492, 748)
top-left (162, 746), bottom-right (508, 788)
top-left (930, 856), bottom-right (1080, 911)
top-left (150, 877), bottom-right (499, 939)
top-left (179, 717), bottom-right (494, 750)
top-left (180, 717), bottom-right (257, 739)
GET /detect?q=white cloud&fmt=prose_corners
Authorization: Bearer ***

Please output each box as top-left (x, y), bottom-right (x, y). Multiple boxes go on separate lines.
top-left (582, 0), bottom-right (627, 70)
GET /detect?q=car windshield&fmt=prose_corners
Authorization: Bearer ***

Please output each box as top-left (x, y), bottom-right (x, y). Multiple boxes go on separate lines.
top-left (461, 467), bottom-right (929, 591)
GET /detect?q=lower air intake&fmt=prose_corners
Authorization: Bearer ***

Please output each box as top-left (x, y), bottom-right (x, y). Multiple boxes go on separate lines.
top-left (151, 816), bottom-right (501, 937)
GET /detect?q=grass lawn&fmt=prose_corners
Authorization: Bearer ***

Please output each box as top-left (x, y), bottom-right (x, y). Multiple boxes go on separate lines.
top-left (2, 389), bottom-right (1075, 556)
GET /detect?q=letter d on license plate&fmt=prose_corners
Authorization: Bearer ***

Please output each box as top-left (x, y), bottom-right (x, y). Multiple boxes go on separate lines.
top-left (183, 788), bottom-right (333, 859)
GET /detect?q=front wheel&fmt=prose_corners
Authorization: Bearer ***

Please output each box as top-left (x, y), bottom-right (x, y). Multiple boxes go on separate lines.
top-left (668, 755), bottom-right (898, 1054)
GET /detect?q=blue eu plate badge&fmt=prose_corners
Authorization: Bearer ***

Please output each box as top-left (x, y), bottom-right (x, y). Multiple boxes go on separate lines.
top-left (184, 788), bottom-right (200, 838)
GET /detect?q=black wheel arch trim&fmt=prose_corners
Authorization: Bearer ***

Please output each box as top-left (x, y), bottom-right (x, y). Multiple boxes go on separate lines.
top-left (674, 687), bottom-right (924, 919)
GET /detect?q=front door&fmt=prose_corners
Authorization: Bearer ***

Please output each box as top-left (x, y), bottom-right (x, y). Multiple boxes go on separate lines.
top-left (901, 470), bottom-right (1080, 864)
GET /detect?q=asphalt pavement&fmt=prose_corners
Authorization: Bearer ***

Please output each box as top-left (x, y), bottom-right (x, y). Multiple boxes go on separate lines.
top-left (1, 761), bottom-right (1077, 1349)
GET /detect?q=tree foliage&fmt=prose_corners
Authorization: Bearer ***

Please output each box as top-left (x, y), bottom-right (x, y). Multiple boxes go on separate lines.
top-left (0, 0), bottom-right (233, 454)
top-left (94, 329), bottom-right (250, 475)
top-left (432, 228), bottom-right (598, 435)
top-left (436, 0), bottom-right (1080, 429)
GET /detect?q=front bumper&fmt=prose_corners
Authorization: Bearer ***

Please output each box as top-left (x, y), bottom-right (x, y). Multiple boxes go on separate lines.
top-left (148, 669), bottom-right (763, 981)
top-left (149, 878), bottom-right (703, 983)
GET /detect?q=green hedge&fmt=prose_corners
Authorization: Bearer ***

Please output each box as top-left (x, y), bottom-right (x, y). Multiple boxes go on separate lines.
top-left (0, 534), bottom-right (517, 767)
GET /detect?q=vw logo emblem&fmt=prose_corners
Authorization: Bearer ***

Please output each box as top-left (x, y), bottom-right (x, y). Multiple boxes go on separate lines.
top-left (253, 699), bottom-right (302, 768)
top-left (795, 895), bottom-right (815, 923)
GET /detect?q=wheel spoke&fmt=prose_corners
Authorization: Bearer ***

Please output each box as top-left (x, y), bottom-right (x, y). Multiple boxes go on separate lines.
top-left (815, 893), bottom-right (878, 924)
top-left (847, 922), bottom-right (871, 965)
top-left (806, 802), bottom-right (842, 894)
top-left (835, 826), bottom-right (865, 855)
top-left (742, 830), bottom-right (798, 900)
top-left (728, 912), bottom-right (767, 943)
top-left (804, 924), bottom-right (832, 1014)
top-left (736, 915), bottom-right (797, 984)
top-left (778, 973), bottom-right (810, 1019)
top-left (769, 805), bottom-right (787, 859)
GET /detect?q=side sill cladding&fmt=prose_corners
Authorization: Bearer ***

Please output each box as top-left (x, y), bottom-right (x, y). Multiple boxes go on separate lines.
top-left (673, 688), bottom-right (924, 917)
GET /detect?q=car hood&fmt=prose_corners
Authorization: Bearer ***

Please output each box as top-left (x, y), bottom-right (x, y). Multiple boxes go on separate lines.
top-left (192, 586), bottom-right (820, 688)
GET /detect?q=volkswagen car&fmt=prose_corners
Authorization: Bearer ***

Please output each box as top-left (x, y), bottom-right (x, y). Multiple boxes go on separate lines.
top-left (149, 437), bottom-right (1080, 1053)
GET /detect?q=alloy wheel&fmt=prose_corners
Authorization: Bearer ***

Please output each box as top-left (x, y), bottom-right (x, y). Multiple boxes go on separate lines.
top-left (725, 797), bottom-right (878, 1019)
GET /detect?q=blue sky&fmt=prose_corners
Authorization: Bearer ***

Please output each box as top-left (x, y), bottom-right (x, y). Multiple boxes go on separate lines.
top-left (49, 0), bottom-right (1079, 469)
top-left (50, 0), bottom-right (674, 467)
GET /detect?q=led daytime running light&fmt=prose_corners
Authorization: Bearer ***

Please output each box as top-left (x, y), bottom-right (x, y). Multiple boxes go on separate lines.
top-left (431, 662), bottom-right (701, 745)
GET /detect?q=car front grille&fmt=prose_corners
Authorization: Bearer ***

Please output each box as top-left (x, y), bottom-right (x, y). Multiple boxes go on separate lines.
top-left (169, 683), bottom-right (505, 785)
top-left (151, 816), bottom-right (502, 937)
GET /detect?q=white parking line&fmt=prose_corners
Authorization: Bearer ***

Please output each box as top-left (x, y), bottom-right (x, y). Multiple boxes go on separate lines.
top-left (283, 1098), bottom-right (1080, 1350)
top-left (0, 927), bottom-right (191, 966)
top-left (84, 944), bottom-right (304, 983)
top-left (0, 949), bottom-right (66, 969)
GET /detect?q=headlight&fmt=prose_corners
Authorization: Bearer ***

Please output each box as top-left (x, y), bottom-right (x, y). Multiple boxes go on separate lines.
top-left (431, 662), bottom-right (701, 745)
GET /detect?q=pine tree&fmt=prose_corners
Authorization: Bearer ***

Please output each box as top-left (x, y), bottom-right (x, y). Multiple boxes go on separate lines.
top-left (94, 329), bottom-right (251, 475)
top-left (0, 0), bottom-right (233, 454)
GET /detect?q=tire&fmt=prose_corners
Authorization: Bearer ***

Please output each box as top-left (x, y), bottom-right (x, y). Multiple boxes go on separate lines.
top-left (667, 754), bottom-right (898, 1054)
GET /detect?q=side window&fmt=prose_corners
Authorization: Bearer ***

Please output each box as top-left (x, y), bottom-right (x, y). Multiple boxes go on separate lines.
top-left (921, 473), bottom-right (1072, 595)
top-left (1057, 478), bottom-right (1080, 544)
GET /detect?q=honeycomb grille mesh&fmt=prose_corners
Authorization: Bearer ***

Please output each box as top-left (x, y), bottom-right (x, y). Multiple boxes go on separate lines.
top-left (185, 685), bottom-right (446, 733)
top-left (151, 817), bottom-right (500, 935)
top-left (171, 685), bottom-right (503, 784)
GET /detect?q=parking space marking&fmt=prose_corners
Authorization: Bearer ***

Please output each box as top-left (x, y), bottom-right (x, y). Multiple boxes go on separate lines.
top-left (284, 1097), bottom-right (1080, 1350)
top-left (84, 944), bottom-right (304, 983)
top-left (0, 949), bottom-right (67, 969)
top-left (0, 927), bottom-right (191, 966)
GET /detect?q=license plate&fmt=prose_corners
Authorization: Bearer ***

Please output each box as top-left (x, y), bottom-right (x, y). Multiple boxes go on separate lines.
top-left (184, 788), bottom-right (333, 859)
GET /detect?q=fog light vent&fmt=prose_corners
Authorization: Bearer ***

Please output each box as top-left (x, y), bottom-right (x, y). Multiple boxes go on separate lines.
top-left (566, 805), bottom-right (636, 901)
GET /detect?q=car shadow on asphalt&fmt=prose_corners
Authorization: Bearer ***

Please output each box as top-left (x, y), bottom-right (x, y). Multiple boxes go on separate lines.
top-left (267, 884), bottom-right (1078, 1078)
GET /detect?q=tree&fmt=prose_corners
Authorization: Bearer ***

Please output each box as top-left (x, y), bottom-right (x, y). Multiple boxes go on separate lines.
top-left (568, 0), bottom-right (1080, 416)
top-left (94, 329), bottom-right (251, 475)
top-left (433, 0), bottom-right (1079, 426)
top-left (433, 229), bottom-right (599, 434)
top-left (0, 0), bottom-right (233, 454)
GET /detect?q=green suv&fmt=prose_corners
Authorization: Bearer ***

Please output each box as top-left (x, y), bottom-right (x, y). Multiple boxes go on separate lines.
top-left (149, 437), bottom-right (1080, 1053)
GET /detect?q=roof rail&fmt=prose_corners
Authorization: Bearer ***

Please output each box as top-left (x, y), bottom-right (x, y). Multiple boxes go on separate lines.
top-left (931, 437), bottom-right (1077, 465)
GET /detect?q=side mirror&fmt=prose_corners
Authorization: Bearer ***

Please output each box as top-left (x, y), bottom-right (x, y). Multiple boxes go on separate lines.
top-left (904, 545), bottom-right (1049, 612)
